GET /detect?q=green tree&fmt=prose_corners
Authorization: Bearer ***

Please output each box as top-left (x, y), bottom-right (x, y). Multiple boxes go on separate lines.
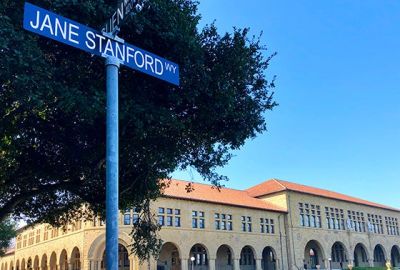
top-left (0, 0), bottom-right (277, 259)
top-left (0, 218), bottom-right (16, 256)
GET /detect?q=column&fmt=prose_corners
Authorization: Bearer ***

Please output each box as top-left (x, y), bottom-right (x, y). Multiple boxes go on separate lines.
top-left (256, 259), bottom-right (262, 270)
top-left (181, 259), bottom-right (189, 270)
top-left (129, 258), bottom-right (135, 270)
top-left (208, 259), bottom-right (216, 270)
top-left (97, 261), bottom-right (102, 270)
top-left (368, 259), bottom-right (374, 267)
top-left (233, 259), bottom-right (240, 270)
top-left (84, 260), bottom-right (91, 270)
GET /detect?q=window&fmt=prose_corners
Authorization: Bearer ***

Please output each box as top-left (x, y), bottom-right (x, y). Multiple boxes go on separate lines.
top-left (215, 213), bottom-right (232, 231)
top-left (23, 234), bottom-right (27, 247)
top-left (191, 245), bottom-right (208, 266)
top-left (175, 216), bottom-right (181, 227)
top-left (158, 207), bottom-right (181, 227)
top-left (367, 214), bottom-right (383, 234)
top-left (16, 235), bottom-right (22, 249)
top-left (299, 203), bottom-right (321, 228)
top-left (347, 211), bottom-right (366, 232)
top-left (385, 217), bottom-right (399, 236)
top-left (192, 211), bottom-right (205, 229)
top-left (124, 213), bottom-right (131, 225)
top-left (133, 208), bottom-right (140, 224)
top-left (158, 215), bottom-right (165, 226)
top-left (260, 218), bottom-right (275, 234)
top-left (51, 228), bottom-right (58, 238)
top-left (167, 216), bottom-right (173, 226)
top-left (92, 217), bottom-right (98, 227)
top-left (28, 232), bottom-right (34, 246)
top-left (241, 216), bottom-right (252, 232)
top-left (44, 226), bottom-right (49, 241)
top-left (240, 247), bottom-right (255, 266)
top-left (35, 229), bottom-right (41, 243)
top-left (325, 207), bottom-right (345, 230)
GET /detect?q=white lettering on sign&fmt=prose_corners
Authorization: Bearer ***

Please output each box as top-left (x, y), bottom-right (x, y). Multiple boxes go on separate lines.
top-left (165, 63), bottom-right (177, 74)
top-left (85, 31), bottom-right (96, 49)
top-left (24, 2), bottom-right (180, 85)
top-left (29, 10), bottom-right (80, 45)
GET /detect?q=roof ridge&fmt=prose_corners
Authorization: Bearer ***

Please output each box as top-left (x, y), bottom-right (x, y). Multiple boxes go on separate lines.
top-left (273, 179), bottom-right (400, 212)
top-left (165, 178), bottom-right (249, 193)
top-left (163, 179), bottom-right (287, 213)
top-left (272, 178), bottom-right (288, 190)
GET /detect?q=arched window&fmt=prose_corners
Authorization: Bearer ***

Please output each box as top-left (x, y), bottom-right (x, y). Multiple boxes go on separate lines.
top-left (240, 247), bottom-right (255, 266)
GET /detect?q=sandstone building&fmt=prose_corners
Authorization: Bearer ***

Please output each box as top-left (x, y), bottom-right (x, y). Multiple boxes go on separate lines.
top-left (1, 179), bottom-right (399, 270)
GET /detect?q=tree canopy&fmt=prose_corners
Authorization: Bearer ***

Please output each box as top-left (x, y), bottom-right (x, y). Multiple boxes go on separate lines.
top-left (0, 0), bottom-right (277, 259)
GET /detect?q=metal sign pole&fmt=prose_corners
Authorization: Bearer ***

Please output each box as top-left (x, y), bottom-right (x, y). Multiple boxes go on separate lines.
top-left (105, 56), bottom-right (120, 270)
top-left (22, 4), bottom-right (180, 270)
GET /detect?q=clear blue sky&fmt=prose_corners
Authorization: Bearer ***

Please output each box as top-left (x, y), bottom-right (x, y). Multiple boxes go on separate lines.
top-left (172, 0), bottom-right (400, 208)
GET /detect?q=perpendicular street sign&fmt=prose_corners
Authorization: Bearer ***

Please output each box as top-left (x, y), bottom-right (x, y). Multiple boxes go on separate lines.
top-left (23, 2), bottom-right (180, 86)
top-left (102, 0), bottom-right (146, 33)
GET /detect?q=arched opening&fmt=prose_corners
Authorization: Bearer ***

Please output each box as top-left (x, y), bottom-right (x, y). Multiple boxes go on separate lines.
top-left (27, 258), bottom-right (32, 270)
top-left (157, 242), bottom-right (181, 270)
top-left (16, 260), bottom-right (20, 270)
top-left (21, 259), bottom-right (26, 270)
top-left (304, 241), bottom-right (325, 269)
top-left (71, 247), bottom-right (81, 270)
top-left (41, 255), bottom-right (48, 270)
top-left (101, 244), bottom-right (130, 270)
top-left (5, 263), bottom-right (8, 270)
top-left (33, 256), bottom-right (39, 270)
top-left (216, 245), bottom-right (233, 270)
top-left (374, 245), bottom-right (386, 267)
top-left (262, 247), bottom-right (277, 270)
top-left (59, 250), bottom-right (68, 270)
top-left (240, 246), bottom-right (256, 270)
top-left (49, 252), bottom-right (57, 270)
top-left (189, 244), bottom-right (209, 270)
top-left (391, 246), bottom-right (400, 267)
top-left (331, 242), bottom-right (348, 269)
top-left (10, 261), bottom-right (14, 270)
top-left (354, 244), bottom-right (368, 267)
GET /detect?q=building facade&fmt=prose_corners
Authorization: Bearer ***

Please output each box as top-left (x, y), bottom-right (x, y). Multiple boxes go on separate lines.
top-left (1, 179), bottom-right (399, 270)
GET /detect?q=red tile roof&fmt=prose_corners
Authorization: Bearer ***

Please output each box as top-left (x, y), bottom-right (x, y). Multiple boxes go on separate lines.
top-left (161, 179), bottom-right (286, 213)
top-left (246, 179), bottom-right (400, 212)
top-left (4, 248), bottom-right (15, 256)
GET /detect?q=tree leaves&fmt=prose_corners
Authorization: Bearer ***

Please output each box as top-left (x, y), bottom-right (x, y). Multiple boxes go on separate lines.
top-left (0, 218), bottom-right (16, 256)
top-left (0, 0), bottom-right (277, 259)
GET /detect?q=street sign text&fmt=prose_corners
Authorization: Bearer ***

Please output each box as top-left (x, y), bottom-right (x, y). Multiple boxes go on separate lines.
top-left (23, 2), bottom-right (179, 86)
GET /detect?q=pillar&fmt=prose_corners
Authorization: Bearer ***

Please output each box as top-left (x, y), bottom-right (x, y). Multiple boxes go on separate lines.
top-left (368, 259), bottom-right (374, 267)
top-left (181, 259), bottom-right (189, 270)
top-left (84, 260), bottom-right (91, 270)
top-left (129, 258), bottom-right (135, 270)
top-left (233, 259), bottom-right (240, 270)
top-left (209, 259), bottom-right (216, 270)
top-left (256, 259), bottom-right (262, 270)
top-left (97, 261), bottom-right (102, 270)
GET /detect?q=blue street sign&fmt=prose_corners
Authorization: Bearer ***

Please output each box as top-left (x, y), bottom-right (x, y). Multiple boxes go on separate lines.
top-left (23, 2), bottom-right (180, 86)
